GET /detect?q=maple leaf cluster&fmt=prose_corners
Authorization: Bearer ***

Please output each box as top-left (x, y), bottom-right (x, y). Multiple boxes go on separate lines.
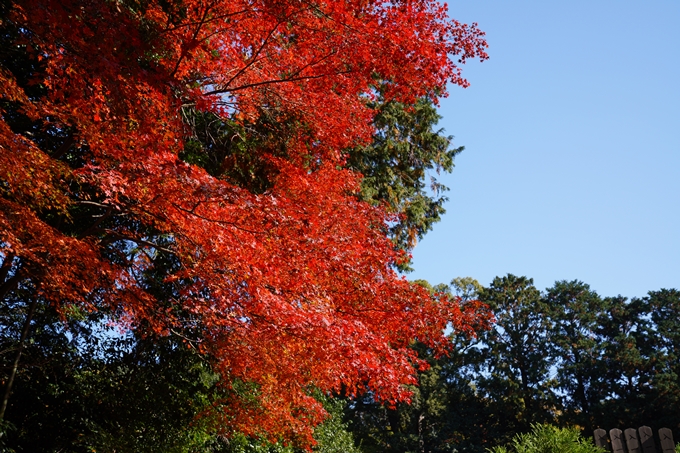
top-left (0, 0), bottom-right (490, 444)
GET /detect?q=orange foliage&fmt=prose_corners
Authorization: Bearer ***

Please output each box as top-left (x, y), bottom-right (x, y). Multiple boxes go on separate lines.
top-left (0, 0), bottom-right (490, 444)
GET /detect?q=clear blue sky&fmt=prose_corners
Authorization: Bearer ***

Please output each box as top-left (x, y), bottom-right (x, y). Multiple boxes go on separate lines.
top-left (409, 1), bottom-right (680, 299)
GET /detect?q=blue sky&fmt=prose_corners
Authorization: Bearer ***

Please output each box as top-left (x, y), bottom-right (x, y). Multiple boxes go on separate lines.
top-left (409, 1), bottom-right (680, 299)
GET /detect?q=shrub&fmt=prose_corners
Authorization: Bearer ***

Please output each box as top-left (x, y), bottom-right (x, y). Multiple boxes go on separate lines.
top-left (488, 424), bottom-right (606, 453)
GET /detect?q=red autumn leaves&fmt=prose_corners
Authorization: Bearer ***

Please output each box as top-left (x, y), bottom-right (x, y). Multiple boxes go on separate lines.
top-left (0, 0), bottom-right (489, 443)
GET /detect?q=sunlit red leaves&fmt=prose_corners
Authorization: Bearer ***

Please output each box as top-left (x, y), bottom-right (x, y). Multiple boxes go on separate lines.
top-left (0, 0), bottom-right (489, 445)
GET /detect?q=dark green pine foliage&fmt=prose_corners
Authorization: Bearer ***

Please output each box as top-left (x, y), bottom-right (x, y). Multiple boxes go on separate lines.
top-left (593, 295), bottom-right (657, 430)
top-left (473, 275), bottom-right (558, 442)
top-left (434, 330), bottom-right (497, 453)
top-left (646, 289), bottom-right (680, 433)
top-left (346, 94), bottom-right (462, 262)
top-left (437, 277), bottom-right (507, 453)
top-left (543, 280), bottom-right (609, 432)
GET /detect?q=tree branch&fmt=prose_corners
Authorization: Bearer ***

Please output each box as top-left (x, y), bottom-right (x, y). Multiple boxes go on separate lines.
top-left (101, 230), bottom-right (177, 256)
top-left (205, 68), bottom-right (349, 95)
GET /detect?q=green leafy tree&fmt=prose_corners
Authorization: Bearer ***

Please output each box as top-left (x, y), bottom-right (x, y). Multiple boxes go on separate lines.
top-left (309, 395), bottom-right (362, 453)
top-left (647, 289), bottom-right (680, 431)
top-left (543, 281), bottom-right (608, 432)
top-left (450, 277), bottom-right (484, 302)
top-left (0, 308), bottom-right (224, 452)
top-left (591, 295), bottom-right (657, 430)
top-left (473, 275), bottom-right (558, 441)
top-left (436, 277), bottom-right (497, 453)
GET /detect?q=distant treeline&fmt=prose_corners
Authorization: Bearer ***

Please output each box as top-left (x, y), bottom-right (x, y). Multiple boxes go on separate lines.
top-left (2, 274), bottom-right (678, 452)
top-left (348, 275), bottom-right (680, 453)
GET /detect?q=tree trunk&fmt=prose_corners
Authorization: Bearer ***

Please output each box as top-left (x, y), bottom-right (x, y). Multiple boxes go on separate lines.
top-left (0, 297), bottom-right (38, 422)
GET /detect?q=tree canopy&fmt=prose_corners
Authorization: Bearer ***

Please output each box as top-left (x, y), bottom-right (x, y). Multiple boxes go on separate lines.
top-left (0, 0), bottom-right (489, 445)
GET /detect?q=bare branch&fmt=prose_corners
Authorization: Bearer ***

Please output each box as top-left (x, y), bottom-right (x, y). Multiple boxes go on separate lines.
top-left (171, 203), bottom-right (265, 236)
top-left (219, 20), bottom-right (285, 91)
top-left (205, 68), bottom-right (351, 96)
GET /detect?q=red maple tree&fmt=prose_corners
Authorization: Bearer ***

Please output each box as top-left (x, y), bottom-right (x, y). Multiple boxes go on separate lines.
top-left (0, 0), bottom-right (490, 443)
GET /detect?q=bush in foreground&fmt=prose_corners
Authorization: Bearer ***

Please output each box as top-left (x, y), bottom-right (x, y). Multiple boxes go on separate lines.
top-left (488, 424), bottom-right (605, 453)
